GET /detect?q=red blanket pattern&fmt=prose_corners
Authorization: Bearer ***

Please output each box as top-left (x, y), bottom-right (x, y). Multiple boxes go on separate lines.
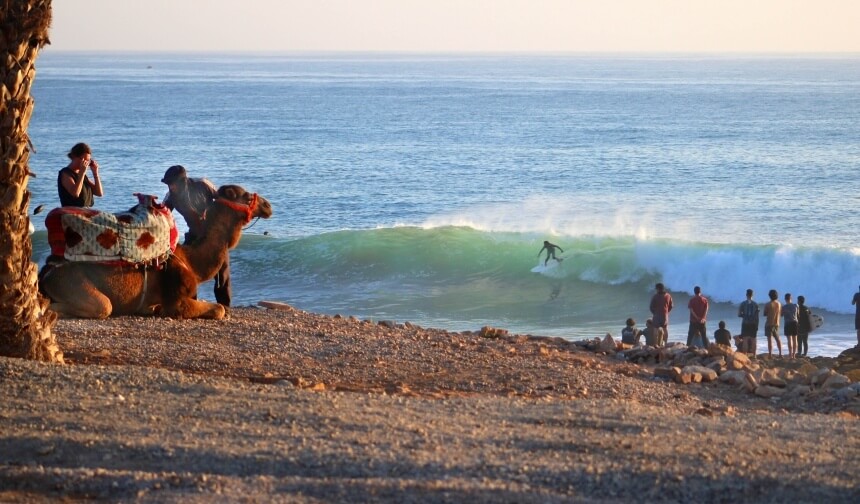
top-left (46, 194), bottom-right (179, 265)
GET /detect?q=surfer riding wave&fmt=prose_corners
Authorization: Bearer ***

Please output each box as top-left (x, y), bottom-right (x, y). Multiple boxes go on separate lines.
top-left (538, 240), bottom-right (564, 266)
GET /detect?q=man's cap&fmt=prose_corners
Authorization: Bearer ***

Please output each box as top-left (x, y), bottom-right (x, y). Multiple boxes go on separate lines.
top-left (161, 165), bottom-right (187, 184)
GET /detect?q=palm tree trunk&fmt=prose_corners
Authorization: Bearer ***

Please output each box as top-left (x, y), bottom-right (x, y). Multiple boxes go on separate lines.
top-left (0, 0), bottom-right (61, 362)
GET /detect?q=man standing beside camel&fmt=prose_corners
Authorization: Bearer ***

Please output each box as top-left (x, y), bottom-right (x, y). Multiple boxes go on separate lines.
top-left (162, 165), bottom-right (231, 307)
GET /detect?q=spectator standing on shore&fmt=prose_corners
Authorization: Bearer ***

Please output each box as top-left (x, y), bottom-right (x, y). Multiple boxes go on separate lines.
top-left (853, 286), bottom-right (860, 347)
top-left (650, 283), bottom-right (674, 342)
top-left (162, 165), bottom-right (231, 307)
top-left (714, 321), bottom-right (732, 347)
top-left (764, 289), bottom-right (783, 358)
top-left (621, 318), bottom-right (641, 345)
top-left (797, 295), bottom-right (812, 357)
top-left (58, 142), bottom-right (104, 207)
top-left (643, 319), bottom-right (665, 347)
top-left (737, 289), bottom-right (759, 355)
top-left (782, 293), bottom-right (800, 359)
top-left (687, 285), bottom-right (710, 348)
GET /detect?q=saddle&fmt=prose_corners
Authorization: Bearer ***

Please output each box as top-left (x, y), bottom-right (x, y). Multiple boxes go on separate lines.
top-left (45, 194), bottom-right (179, 266)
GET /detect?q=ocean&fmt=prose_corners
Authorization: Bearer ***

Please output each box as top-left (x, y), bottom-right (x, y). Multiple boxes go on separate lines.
top-left (26, 52), bottom-right (860, 357)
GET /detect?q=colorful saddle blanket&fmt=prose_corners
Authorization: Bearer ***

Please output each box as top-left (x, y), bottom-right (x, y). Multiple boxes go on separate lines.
top-left (46, 194), bottom-right (179, 265)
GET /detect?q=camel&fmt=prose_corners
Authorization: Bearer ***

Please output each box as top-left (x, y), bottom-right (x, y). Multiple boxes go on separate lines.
top-left (39, 185), bottom-right (273, 320)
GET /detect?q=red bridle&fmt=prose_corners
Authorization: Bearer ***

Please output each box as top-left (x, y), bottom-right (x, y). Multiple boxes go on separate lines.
top-left (215, 193), bottom-right (259, 224)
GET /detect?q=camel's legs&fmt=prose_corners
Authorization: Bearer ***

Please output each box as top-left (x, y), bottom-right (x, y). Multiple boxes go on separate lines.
top-left (49, 286), bottom-right (113, 319)
top-left (176, 298), bottom-right (226, 320)
top-left (40, 265), bottom-right (113, 318)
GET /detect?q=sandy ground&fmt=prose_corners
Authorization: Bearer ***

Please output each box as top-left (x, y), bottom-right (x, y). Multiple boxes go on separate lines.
top-left (1, 304), bottom-right (858, 503)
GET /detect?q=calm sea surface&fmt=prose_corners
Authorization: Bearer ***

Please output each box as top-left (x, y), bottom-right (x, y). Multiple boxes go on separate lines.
top-left (27, 52), bottom-right (860, 356)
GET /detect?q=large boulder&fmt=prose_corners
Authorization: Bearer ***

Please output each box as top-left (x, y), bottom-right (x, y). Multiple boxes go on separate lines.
top-left (744, 373), bottom-right (759, 392)
top-left (682, 365), bottom-right (718, 383)
top-left (759, 368), bottom-right (787, 388)
top-left (719, 370), bottom-right (748, 386)
top-left (833, 346), bottom-right (860, 380)
top-left (708, 343), bottom-right (734, 358)
top-left (598, 333), bottom-right (618, 353)
top-left (654, 366), bottom-right (679, 380)
top-left (844, 369), bottom-right (860, 383)
top-left (479, 326), bottom-right (508, 339)
top-left (705, 359), bottom-right (724, 374)
top-left (655, 365), bottom-right (694, 384)
top-left (658, 343), bottom-right (687, 364)
top-left (782, 369), bottom-right (807, 385)
top-left (755, 385), bottom-right (786, 398)
top-left (786, 384), bottom-right (811, 398)
top-left (823, 373), bottom-right (851, 389)
top-left (727, 351), bottom-right (752, 370)
top-left (796, 362), bottom-right (819, 379)
top-left (623, 346), bottom-right (658, 364)
top-left (810, 368), bottom-right (836, 387)
top-left (834, 386), bottom-right (858, 400)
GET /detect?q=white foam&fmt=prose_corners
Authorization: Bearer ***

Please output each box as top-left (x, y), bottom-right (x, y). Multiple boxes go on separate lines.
top-left (420, 197), bottom-right (860, 314)
top-left (420, 195), bottom-right (659, 238)
top-left (636, 242), bottom-right (860, 314)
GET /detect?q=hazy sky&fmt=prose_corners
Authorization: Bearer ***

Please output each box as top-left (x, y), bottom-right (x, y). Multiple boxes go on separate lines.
top-left (50, 0), bottom-right (859, 53)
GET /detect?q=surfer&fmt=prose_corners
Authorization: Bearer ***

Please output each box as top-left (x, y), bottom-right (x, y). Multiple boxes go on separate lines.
top-left (538, 240), bottom-right (564, 266)
top-left (162, 165), bottom-right (231, 307)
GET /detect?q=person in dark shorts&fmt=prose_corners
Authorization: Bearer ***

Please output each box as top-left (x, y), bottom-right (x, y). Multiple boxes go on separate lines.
top-left (797, 295), bottom-right (812, 357)
top-left (782, 293), bottom-right (799, 359)
top-left (737, 288), bottom-right (759, 355)
top-left (853, 286), bottom-right (860, 347)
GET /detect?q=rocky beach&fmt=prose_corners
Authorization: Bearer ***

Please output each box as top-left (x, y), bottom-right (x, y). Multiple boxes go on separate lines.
top-left (2, 303), bottom-right (859, 502)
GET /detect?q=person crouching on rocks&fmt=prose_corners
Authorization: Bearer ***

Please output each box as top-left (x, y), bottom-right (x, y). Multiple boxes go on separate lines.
top-left (621, 318), bottom-right (641, 345)
top-left (643, 319), bottom-right (665, 347)
top-left (714, 320), bottom-right (732, 347)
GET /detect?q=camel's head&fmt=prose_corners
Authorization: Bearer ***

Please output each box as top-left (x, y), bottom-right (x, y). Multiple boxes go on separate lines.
top-left (214, 185), bottom-right (273, 223)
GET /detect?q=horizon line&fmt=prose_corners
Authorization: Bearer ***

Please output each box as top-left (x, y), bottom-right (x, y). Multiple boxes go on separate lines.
top-left (40, 48), bottom-right (860, 57)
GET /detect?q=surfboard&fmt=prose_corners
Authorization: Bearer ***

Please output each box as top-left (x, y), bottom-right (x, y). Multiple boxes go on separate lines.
top-left (531, 258), bottom-right (563, 274)
top-left (810, 313), bottom-right (824, 331)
